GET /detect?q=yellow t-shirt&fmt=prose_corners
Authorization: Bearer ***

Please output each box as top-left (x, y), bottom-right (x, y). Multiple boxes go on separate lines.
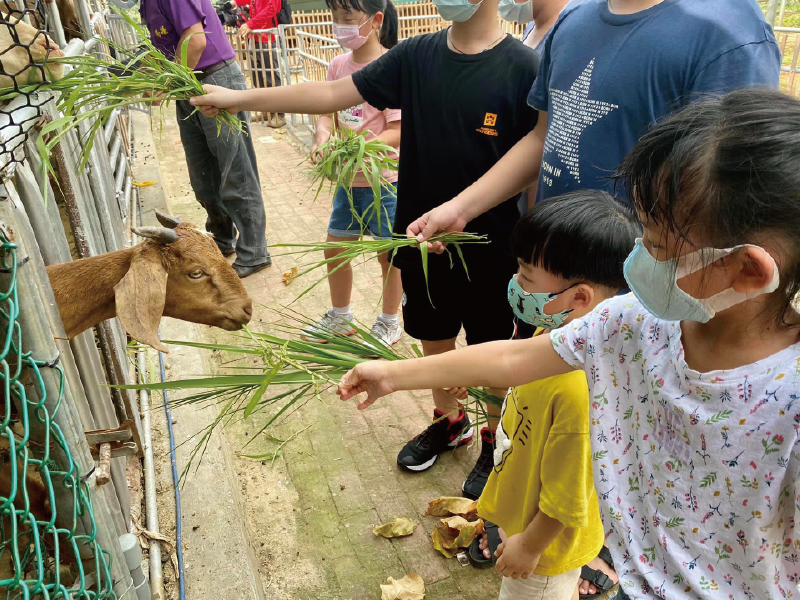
top-left (477, 364), bottom-right (603, 576)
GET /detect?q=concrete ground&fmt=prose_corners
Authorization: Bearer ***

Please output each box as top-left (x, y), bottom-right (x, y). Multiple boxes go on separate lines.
top-left (136, 108), bottom-right (614, 600)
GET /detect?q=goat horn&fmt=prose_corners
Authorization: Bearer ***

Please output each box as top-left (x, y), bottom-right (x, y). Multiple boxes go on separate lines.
top-left (131, 226), bottom-right (179, 244)
top-left (154, 210), bottom-right (181, 229)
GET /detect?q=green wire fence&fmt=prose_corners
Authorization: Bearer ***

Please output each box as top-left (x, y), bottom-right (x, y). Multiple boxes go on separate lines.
top-left (0, 230), bottom-right (116, 599)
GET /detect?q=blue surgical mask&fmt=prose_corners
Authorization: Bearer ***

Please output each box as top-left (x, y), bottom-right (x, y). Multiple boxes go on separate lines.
top-left (507, 275), bottom-right (574, 329)
top-left (498, 0), bottom-right (532, 24)
top-left (623, 238), bottom-right (780, 323)
top-left (433, 0), bottom-right (482, 22)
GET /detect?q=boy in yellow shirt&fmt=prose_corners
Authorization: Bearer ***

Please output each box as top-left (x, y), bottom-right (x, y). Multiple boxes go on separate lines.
top-left (470, 190), bottom-right (640, 599)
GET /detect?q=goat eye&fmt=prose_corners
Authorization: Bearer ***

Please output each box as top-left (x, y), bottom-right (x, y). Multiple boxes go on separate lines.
top-left (188, 270), bottom-right (204, 280)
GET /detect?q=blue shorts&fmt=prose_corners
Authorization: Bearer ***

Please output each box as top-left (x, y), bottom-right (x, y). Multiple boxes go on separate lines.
top-left (327, 184), bottom-right (397, 240)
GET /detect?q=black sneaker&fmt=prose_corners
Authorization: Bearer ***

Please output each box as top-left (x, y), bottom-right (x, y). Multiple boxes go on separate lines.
top-left (461, 427), bottom-right (495, 500)
top-left (397, 409), bottom-right (474, 472)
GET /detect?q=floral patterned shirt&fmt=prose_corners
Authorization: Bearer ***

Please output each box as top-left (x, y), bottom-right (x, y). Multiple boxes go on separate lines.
top-left (551, 294), bottom-right (800, 599)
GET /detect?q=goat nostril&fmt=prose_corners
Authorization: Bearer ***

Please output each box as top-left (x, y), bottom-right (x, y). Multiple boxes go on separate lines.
top-left (243, 305), bottom-right (252, 317)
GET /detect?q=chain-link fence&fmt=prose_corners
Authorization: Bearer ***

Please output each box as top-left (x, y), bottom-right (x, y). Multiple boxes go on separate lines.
top-left (0, 227), bottom-right (116, 599)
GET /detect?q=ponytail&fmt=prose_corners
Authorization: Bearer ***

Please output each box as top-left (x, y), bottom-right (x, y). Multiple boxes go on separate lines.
top-left (379, 0), bottom-right (398, 48)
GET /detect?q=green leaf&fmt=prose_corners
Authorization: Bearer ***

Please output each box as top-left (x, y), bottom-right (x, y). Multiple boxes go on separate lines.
top-left (592, 450), bottom-right (608, 461)
top-left (419, 241), bottom-right (433, 306)
top-left (453, 244), bottom-right (469, 280)
top-left (699, 472), bottom-right (717, 488)
top-left (244, 362), bottom-right (284, 419)
top-left (706, 410), bottom-right (733, 425)
top-left (665, 517), bottom-right (684, 528)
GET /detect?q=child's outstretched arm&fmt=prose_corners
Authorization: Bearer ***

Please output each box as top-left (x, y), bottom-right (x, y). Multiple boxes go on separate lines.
top-left (337, 334), bottom-right (572, 409)
top-left (189, 76), bottom-right (365, 119)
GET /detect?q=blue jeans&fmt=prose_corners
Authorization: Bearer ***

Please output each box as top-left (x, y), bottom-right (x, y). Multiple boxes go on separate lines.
top-left (327, 184), bottom-right (397, 239)
top-left (175, 62), bottom-right (269, 267)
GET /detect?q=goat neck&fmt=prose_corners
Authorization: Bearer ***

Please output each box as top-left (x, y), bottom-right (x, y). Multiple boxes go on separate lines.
top-left (46, 247), bottom-right (136, 338)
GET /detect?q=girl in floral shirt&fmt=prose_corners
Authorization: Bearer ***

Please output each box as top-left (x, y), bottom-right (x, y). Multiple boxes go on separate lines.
top-left (338, 88), bottom-right (800, 600)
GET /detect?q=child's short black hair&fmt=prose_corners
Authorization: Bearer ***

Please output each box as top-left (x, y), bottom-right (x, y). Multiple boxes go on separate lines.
top-left (510, 190), bottom-right (641, 290)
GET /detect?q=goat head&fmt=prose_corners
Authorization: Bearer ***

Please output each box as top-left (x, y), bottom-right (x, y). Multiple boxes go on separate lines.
top-left (115, 222), bottom-right (252, 351)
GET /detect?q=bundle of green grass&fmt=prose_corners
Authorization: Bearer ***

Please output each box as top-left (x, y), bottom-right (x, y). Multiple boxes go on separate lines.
top-left (0, 11), bottom-right (241, 189)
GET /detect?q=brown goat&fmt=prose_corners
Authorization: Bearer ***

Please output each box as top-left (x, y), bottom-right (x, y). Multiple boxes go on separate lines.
top-left (46, 212), bottom-right (253, 352)
top-left (0, 13), bottom-right (64, 87)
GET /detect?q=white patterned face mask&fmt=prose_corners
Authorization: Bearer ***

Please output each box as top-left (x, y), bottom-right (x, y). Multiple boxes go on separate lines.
top-left (623, 239), bottom-right (780, 322)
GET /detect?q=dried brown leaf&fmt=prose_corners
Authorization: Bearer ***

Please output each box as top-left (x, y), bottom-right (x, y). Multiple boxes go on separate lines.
top-left (373, 517), bottom-right (417, 539)
top-left (430, 516), bottom-right (484, 559)
top-left (425, 496), bottom-right (478, 519)
top-left (380, 574), bottom-right (425, 600)
top-left (282, 267), bottom-right (298, 286)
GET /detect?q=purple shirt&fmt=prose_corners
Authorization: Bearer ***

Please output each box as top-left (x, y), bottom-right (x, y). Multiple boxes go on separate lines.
top-left (140, 0), bottom-right (235, 70)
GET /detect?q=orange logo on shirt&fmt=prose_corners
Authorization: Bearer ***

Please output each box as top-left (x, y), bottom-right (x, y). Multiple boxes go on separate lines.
top-left (476, 112), bottom-right (499, 137)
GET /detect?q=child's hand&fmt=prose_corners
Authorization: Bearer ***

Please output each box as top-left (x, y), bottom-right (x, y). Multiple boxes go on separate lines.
top-left (443, 387), bottom-right (468, 401)
top-left (495, 533), bottom-right (541, 580)
top-left (406, 199), bottom-right (468, 254)
top-left (311, 130), bottom-right (332, 165)
top-left (337, 361), bottom-right (398, 409)
top-left (190, 85), bottom-right (243, 118)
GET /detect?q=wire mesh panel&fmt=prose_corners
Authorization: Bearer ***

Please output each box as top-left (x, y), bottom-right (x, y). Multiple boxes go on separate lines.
top-left (0, 228), bottom-right (116, 599)
top-left (0, 1), bottom-right (64, 174)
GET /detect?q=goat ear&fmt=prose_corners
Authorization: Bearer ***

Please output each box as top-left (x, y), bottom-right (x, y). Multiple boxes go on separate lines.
top-left (155, 210), bottom-right (181, 229)
top-left (113, 251), bottom-right (169, 353)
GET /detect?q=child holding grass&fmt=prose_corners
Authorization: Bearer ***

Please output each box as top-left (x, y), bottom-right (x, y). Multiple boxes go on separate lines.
top-left (338, 89), bottom-right (800, 600)
top-left (464, 190), bottom-right (640, 600)
top-left (299, 0), bottom-right (404, 347)
top-left (191, 0), bottom-right (540, 496)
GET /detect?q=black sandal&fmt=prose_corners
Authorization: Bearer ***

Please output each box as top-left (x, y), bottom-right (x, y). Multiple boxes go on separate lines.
top-left (579, 546), bottom-right (616, 598)
top-left (467, 521), bottom-right (500, 569)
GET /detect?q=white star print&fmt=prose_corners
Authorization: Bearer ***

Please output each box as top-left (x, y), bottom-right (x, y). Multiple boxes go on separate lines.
top-left (543, 58), bottom-right (618, 183)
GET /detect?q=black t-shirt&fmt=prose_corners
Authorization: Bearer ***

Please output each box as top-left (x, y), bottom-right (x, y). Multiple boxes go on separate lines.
top-left (352, 30), bottom-right (539, 270)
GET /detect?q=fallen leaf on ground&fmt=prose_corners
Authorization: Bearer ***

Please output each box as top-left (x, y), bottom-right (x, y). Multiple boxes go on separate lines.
top-left (431, 516), bottom-right (484, 559)
top-left (425, 496), bottom-right (478, 519)
top-left (380, 574), bottom-right (425, 600)
top-left (132, 180), bottom-right (157, 187)
top-left (282, 267), bottom-right (298, 285)
top-left (373, 517), bottom-right (417, 538)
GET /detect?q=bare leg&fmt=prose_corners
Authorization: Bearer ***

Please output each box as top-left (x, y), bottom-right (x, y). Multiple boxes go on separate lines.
top-left (377, 250), bottom-right (402, 316)
top-left (421, 338), bottom-right (461, 421)
top-left (325, 234), bottom-right (358, 309)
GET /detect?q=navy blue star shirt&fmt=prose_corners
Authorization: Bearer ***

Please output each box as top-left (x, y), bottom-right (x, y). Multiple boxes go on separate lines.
top-left (529, 0), bottom-right (780, 205)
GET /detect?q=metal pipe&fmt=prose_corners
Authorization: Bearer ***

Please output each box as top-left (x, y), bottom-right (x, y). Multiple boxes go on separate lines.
top-left (109, 133), bottom-right (122, 172)
top-left (779, 0), bottom-right (788, 27)
top-left (47, 0), bottom-right (68, 48)
top-left (120, 533), bottom-right (152, 600)
top-left (115, 153), bottom-right (127, 196)
top-left (137, 349), bottom-right (165, 600)
top-left (766, 0), bottom-right (780, 26)
top-left (13, 0), bottom-right (30, 25)
top-left (105, 108), bottom-right (122, 143)
top-left (63, 38), bottom-right (86, 58)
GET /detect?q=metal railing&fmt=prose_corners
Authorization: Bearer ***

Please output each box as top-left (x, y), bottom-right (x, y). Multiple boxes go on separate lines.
top-left (776, 26), bottom-right (800, 97)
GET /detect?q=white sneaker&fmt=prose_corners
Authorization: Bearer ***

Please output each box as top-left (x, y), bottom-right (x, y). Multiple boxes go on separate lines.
top-left (368, 318), bottom-right (403, 348)
top-left (301, 309), bottom-right (356, 342)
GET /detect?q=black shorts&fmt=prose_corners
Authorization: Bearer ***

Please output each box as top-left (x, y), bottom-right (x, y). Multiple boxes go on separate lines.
top-left (400, 251), bottom-right (517, 345)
